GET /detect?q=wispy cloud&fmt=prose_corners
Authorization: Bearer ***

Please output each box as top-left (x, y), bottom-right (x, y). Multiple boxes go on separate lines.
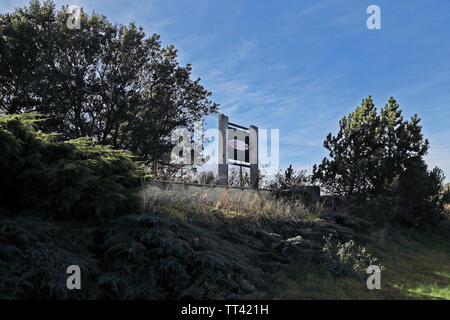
top-left (2, 0), bottom-right (449, 182)
top-left (231, 38), bottom-right (258, 61)
top-left (280, 0), bottom-right (338, 34)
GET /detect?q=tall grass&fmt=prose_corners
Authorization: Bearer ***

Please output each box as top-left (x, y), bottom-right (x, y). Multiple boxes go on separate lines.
top-left (213, 190), bottom-right (320, 221)
top-left (143, 186), bottom-right (321, 223)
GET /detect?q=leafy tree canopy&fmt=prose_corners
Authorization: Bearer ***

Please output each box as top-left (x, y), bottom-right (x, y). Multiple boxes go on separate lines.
top-left (0, 0), bottom-right (218, 166)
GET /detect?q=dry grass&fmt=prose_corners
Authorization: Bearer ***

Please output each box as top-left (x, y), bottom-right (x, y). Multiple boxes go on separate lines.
top-left (144, 187), bottom-right (321, 223)
top-left (213, 190), bottom-right (321, 221)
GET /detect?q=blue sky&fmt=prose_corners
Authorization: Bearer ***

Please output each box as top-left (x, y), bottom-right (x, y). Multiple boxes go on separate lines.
top-left (2, 0), bottom-right (450, 181)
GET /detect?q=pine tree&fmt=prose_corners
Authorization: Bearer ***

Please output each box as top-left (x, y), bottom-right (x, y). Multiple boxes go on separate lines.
top-left (312, 96), bottom-right (445, 226)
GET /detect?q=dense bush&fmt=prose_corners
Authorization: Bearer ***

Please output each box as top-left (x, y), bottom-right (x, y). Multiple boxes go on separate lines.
top-left (442, 183), bottom-right (450, 205)
top-left (94, 214), bottom-right (272, 299)
top-left (0, 217), bottom-right (99, 299)
top-left (0, 212), bottom-right (294, 299)
top-left (0, 114), bottom-right (142, 220)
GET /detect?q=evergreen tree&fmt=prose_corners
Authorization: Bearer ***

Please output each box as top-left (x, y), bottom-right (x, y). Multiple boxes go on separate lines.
top-left (0, 113), bottom-right (142, 220)
top-left (312, 96), bottom-right (444, 226)
top-left (313, 96), bottom-right (380, 196)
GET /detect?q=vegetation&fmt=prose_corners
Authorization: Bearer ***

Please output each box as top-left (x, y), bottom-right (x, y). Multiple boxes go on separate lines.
top-left (0, 114), bottom-right (142, 220)
top-left (267, 165), bottom-right (309, 190)
top-left (0, 217), bottom-right (99, 299)
top-left (0, 187), bottom-right (325, 299)
top-left (0, 0), bottom-right (218, 168)
top-left (0, 1), bottom-right (448, 302)
top-left (321, 234), bottom-right (383, 278)
top-left (3, 182), bottom-right (447, 299)
top-left (312, 96), bottom-right (446, 228)
top-left (268, 232), bottom-right (450, 300)
top-left (144, 184), bottom-right (318, 222)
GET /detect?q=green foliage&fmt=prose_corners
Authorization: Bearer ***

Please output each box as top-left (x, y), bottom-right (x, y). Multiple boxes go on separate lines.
top-left (267, 232), bottom-right (450, 300)
top-left (312, 96), bottom-right (445, 227)
top-left (94, 214), bottom-right (270, 299)
top-left (395, 165), bottom-right (445, 227)
top-left (0, 113), bottom-right (142, 220)
top-left (0, 0), bottom-right (218, 166)
top-left (312, 96), bottom-right (381, 196)
top-left (0, 210), bottom-right (292, 299)
top-left (0, 217), bottom-right (99, 299)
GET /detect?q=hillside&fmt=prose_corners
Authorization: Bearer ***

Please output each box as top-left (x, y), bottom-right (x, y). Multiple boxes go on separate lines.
top-left (1, 114), bottom-right (449, 300)
top-left (1, 188), bottom-right (449, 299)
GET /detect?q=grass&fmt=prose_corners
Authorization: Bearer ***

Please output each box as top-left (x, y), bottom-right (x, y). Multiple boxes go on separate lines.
top-left (434, 271), bottom-right (450, 278)
top-left (144, 185), bottom-right (450, 300)
top-left (266, 232), bottom-right (450, 300)
top-left (144, 186), bottom-right (321, 223)
top-left (383, 233), bottom-right (450, 300)
top-left (395, 283), bottom-right (450, 300)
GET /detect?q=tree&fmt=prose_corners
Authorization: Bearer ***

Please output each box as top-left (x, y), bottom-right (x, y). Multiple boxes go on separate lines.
top-left (0, 0), bottom-right (218, 167)
top-left (312, 96), bottom-right (445, 226)
top-left (228, 167), bottom-right (249, 187)
top-left (268, 165), bottom-right (309, 190)
top-left (312, 96), bottom-right (380, 196)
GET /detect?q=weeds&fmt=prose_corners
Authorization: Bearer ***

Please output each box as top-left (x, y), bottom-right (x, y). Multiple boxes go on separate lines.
top-left (321, 234), bottom-right (383, 278)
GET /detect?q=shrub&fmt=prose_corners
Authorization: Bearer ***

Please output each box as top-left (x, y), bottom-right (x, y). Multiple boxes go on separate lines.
top-left (321, 234), bottom-right (383, 278)
top-left (267, 165), bottom-right (309, 190)
top-left (0, 114), bottom-right (142, 220)
top-left (94, 214), bottom-right (271, 299)
top-left (394, 164), bottom-right (445, 227)
top-left (440, 183), bottom-right (450, 205)
top-left (0, 217), bottom-right (98, 299)
top-left (197, 170), bottom-right (218, 185)
top-left (349, 165), bottom-right (447, 229)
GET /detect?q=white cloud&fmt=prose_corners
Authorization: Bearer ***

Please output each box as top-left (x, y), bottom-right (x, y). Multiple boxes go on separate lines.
top-left (231, 38), bottom-right (258, 61)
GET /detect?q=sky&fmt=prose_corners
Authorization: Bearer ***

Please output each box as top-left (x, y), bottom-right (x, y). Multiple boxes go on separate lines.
top-left (2, 0), bottom-right (450, 181)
